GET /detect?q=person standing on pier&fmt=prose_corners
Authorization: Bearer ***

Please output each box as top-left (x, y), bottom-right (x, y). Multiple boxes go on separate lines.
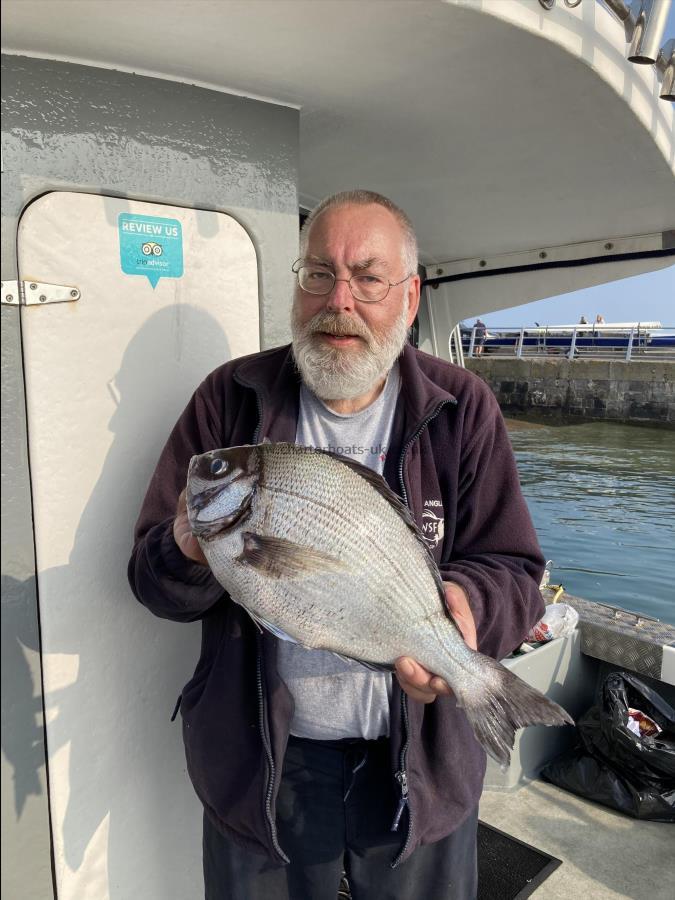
top-left (473, 318), bottom-right (487, 355)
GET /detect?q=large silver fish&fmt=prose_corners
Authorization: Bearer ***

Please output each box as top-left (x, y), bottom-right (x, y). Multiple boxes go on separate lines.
top-left (186, 442), bottom-right (572, 766)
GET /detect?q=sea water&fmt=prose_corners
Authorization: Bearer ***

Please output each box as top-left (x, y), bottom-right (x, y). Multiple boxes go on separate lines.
top-left (507, 419), bottom-right (675, 626)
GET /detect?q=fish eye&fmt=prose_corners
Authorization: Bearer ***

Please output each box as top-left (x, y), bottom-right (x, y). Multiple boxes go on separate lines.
top-left (210, 459), bottom-right (228, 475)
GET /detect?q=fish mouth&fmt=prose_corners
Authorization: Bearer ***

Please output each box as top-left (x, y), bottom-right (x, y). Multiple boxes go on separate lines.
top-left (187, 479), bottom-right (253, 539)
top-left (189, 492), bottom-right (253, 539)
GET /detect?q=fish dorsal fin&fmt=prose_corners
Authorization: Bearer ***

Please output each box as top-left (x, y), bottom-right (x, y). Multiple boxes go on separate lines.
top-left (287, 444), bottom-right (414, 522)
top-left (237, 531), bottom-right (346, 579)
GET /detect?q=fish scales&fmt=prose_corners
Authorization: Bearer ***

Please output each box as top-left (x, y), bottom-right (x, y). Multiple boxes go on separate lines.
top-left (201, 445), bottom-right (441, 661)
top-left (187, 442), bottom-right (573, 766)
top-left (257, 445), bottom-right (443, 660)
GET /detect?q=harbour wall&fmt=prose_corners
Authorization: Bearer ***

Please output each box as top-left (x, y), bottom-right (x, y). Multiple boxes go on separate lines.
top-left (465, 358), bottom-right (674, 427)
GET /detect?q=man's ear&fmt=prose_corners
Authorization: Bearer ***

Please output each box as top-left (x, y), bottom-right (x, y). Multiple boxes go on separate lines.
top-left (406, 275), bottom-right (421, 326)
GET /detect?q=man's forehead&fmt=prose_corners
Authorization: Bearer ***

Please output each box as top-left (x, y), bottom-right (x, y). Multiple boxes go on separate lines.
top-left (304, 253), bottom-right (390, 271)
top-left (305, 206), bottom-right (404, 266)
top-left (308, 203), bottom-right (403, 240)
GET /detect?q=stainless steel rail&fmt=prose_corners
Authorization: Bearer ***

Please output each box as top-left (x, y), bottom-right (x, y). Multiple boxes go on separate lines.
top-left (538, 0), bottom-right (674, 101)
top-left (463, 324), bottom-right (675, 361)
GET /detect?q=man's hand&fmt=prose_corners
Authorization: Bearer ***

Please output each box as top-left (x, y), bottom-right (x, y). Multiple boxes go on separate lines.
top-left (395, 582), bottom-right (477, 704)
top-left (443, 581), bottom-right (477, 651)
top-left (173, 489), bottom-right (208, 566)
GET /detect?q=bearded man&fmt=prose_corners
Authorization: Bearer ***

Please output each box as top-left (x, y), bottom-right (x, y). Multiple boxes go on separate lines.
top-left (129, 190), bottom-right (546, 900)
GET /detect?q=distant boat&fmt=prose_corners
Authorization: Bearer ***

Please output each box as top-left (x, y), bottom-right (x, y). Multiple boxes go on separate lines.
top-left (460, 321), bottom-right (675, 356)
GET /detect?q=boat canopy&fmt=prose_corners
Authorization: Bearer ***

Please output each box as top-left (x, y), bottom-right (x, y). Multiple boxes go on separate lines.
top-left (3, 0), bottom-right (674, 325)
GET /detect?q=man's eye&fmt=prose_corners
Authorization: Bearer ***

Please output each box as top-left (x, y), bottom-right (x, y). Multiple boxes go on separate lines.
top-left (307, 270), bottom-right (332, 281)
top-left (354, 274), bottom-right (384, 285)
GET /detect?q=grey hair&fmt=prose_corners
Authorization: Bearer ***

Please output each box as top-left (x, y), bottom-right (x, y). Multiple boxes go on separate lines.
top-left (299, 190), bottom-right (418, 274)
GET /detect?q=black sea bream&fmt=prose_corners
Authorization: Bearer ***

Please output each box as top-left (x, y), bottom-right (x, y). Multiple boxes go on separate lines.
top-left (186, 442), bottom-right (572, 766)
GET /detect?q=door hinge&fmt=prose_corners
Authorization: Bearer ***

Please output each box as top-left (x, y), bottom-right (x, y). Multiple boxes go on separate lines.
top-left (2, 280), bottom-right (81, 306)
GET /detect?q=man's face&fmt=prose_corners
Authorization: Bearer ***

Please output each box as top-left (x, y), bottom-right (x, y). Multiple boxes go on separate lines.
top-left (291, 203), bottom-right (420, 401)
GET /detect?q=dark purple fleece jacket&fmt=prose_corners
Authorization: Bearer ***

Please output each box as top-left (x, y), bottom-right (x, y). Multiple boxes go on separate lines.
top-left (128, 342), bottom-right (545, 865)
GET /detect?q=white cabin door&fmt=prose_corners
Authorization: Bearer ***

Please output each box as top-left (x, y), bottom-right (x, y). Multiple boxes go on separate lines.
top-left (17, 192), bottom-right (260, 899)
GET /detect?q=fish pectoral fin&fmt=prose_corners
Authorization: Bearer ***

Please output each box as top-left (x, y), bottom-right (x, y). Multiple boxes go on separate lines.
top-left (237, 532), bottom-right (345, 579)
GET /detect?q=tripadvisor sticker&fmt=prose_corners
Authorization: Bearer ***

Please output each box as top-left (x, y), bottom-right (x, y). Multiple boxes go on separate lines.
top-left (118, 213), bottom-right (184, 289)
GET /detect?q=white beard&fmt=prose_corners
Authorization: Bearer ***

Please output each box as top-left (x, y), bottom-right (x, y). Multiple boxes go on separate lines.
top-left (291, 304), bottom-right (410, 401)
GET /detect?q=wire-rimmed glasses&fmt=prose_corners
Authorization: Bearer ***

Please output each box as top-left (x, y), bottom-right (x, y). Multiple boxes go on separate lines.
top-left (292, 259), bottom-right (412, 304)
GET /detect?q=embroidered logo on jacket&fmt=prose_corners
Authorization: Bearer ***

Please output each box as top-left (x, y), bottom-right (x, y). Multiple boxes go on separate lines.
top-left (421, 502), bottom-right (445, 549)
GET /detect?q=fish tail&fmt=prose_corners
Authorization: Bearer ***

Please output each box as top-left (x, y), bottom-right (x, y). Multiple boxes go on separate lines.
top-left (453, 653), bottom-right (574, 769)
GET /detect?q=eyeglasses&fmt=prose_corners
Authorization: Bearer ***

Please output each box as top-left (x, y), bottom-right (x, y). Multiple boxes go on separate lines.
top-left (292, 259), bottom-right (412, 304)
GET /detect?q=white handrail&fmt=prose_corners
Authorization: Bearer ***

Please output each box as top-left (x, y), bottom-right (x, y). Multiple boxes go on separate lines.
top-left (461, 323), bottom-right (674, 360)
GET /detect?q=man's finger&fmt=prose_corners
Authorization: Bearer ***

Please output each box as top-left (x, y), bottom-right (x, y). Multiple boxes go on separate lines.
top-left (400, 685), bottom-right (437, 704)
top-left (173, 490), bottom-right (208, 565)
top-left (429, 675), bottom-right (452, 695)
top-left (395, 657), bottom-right (452, 700)
top-left (176, 488), bottom-right (187, 515)
top-left (443, 583), bottom-right (478, 651)
top-left (395, 657), bottom-right (432, 689)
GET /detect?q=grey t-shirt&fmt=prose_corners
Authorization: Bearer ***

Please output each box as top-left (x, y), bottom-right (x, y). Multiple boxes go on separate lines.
top-left (276, 364), bottom-right (401, 740)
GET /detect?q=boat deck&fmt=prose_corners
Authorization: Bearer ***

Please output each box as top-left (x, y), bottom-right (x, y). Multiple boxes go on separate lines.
top-left (479, 780), bottom-right (674, 899)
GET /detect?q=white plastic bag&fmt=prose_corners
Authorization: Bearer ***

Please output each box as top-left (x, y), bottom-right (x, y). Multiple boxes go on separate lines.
top-left (527, 603), bottom-right (579, 643)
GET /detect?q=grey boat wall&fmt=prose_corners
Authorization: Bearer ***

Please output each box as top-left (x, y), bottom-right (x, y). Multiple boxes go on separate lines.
top-left (1, 54), bottom-right (299, 899)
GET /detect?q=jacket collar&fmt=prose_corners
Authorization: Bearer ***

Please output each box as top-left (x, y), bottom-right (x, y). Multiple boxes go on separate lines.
top-left (397, 342), bottom-right (457, 424)
top-left (233, 342), bottom-right (456, 440)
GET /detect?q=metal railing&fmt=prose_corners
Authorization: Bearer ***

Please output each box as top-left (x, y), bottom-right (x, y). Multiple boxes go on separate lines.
top-left (463, 325), bottom-right (675, 361)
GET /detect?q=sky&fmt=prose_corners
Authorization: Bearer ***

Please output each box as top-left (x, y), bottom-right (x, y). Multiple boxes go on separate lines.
top-left (475, 5), bottom-right (675, 331)
top-left (474, 263), bottom-right (675, 329)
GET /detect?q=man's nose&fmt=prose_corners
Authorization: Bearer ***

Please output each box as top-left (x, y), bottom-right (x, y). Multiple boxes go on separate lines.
top-left (325, 278), bottom-right (355, 313)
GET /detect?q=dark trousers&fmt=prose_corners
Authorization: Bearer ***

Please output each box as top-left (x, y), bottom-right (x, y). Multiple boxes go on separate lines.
top-left (203, 735), bottom-right (478, 900)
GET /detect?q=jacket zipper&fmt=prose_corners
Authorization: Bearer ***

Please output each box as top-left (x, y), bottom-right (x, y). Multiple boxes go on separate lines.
top-left (391, 690), bottom-right (413, 867)
top-left (391, 768), bottom-right (409, 832)
top-left (391, 399), bottom-right (453, 867)
top-left (396, 400), bottom-right (454, 508)
top-left (252, 391), bottom-right (264, 444)
top-left (256, 634), bottom-right (289, 863)
top-left (252, 390), bottom-right (290, 861)
top-left (391, 678), bottom-right (410, 835)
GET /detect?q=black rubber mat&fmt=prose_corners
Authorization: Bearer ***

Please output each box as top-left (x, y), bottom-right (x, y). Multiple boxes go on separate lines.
top-left (477, 820), bottom-right (562, 900)
top-left (337, 822), bottom-right (561, 899)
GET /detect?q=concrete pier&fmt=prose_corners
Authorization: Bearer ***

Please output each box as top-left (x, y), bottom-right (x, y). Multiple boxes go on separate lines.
top-left (466, 358), bottom-right (674, 427)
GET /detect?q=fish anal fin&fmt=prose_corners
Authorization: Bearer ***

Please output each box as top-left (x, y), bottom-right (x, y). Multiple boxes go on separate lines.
top-left (331, 651), bottom-right (394, 673)
top-left (246, 609), bottom-right (299, 643)
top-left (238, 532), bottom-right (345, 579)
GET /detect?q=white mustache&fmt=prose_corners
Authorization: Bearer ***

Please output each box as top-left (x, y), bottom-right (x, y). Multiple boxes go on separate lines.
top-left (307, 313), bottom-right (372, 342)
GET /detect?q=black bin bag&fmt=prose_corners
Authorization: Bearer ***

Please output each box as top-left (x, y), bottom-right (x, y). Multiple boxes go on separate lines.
top-left (541, 671), bottom-right (675, 821)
